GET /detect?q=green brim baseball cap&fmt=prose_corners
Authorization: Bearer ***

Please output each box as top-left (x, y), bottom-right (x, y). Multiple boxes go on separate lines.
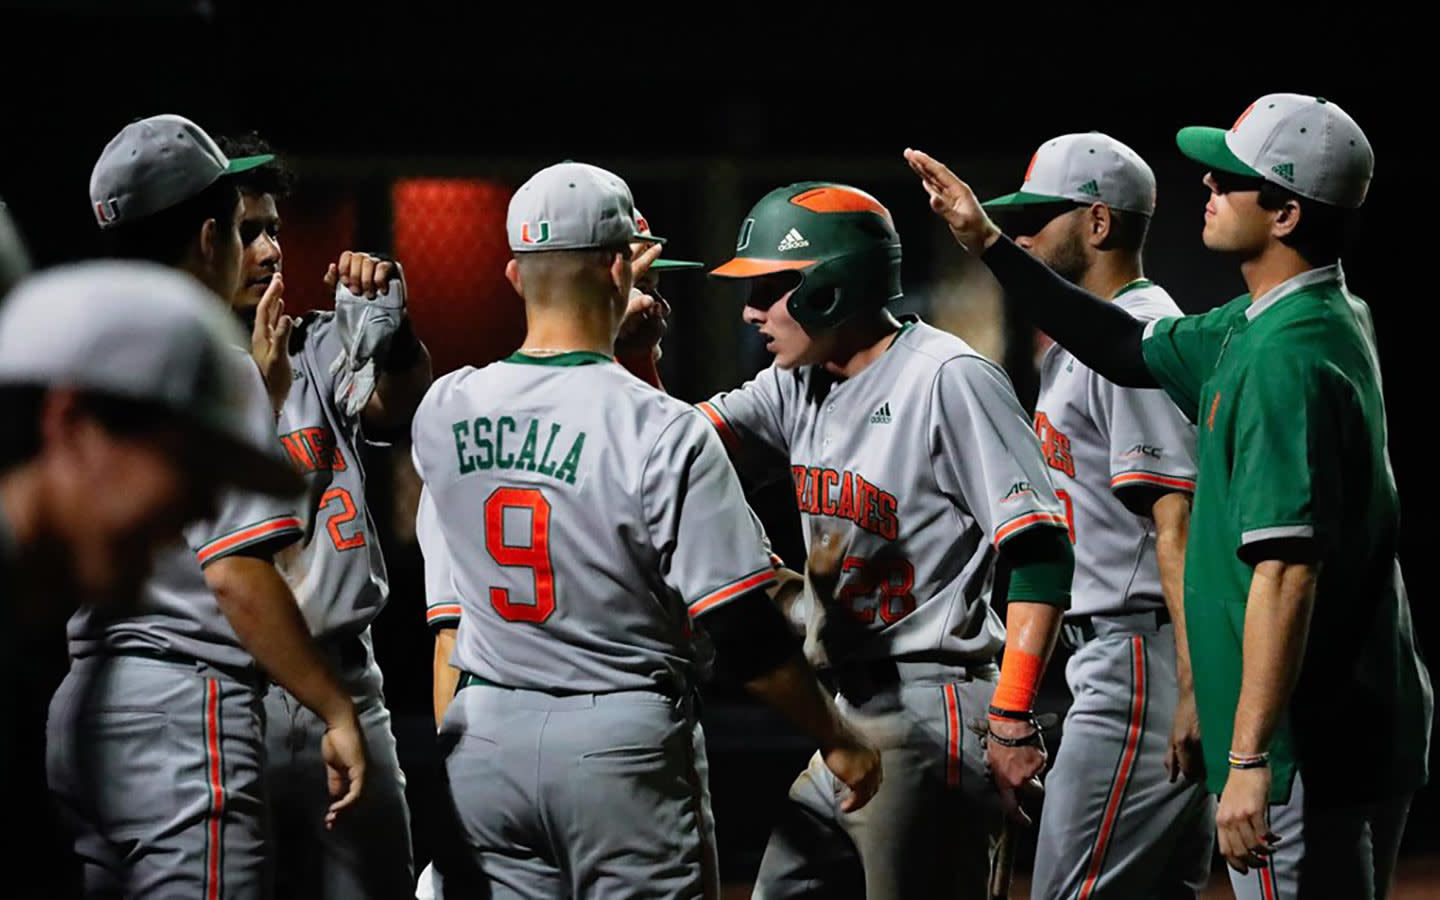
top-left (982, 189), bottom-right (1070, 208)
top-left (1175, 127), bottom-right (1262, 177)
top-left (650, 258), bottom-right (704, 271)
top-left (226, 154), bottom-right (275, 175)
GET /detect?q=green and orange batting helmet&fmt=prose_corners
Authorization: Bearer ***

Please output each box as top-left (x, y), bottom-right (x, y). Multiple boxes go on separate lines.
top-left (710, 182), bottom-right (902, 329)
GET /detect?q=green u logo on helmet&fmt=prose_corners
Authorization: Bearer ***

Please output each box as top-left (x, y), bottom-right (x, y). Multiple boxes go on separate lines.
top-left (710, 182), bottom-right (903, 330)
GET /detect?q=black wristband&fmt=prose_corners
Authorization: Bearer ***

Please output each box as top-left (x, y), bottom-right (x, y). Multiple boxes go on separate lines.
top-left (987, 704), bottom-right (1037, 723)
top-left (379, 316), bottom-right (423, 372)
top-left (986, 729), bottom-right (1044, 749)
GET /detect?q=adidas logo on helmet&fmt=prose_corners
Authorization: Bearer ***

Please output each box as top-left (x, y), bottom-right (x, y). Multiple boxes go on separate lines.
top-left (777, 228), bottom-right (810, 251)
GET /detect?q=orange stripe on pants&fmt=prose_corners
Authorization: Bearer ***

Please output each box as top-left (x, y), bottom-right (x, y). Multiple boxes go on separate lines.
top-left (205, 680), bottom-right (225, 900)
top-left (1078, 635), bottom-right (1146, 899)
top-left (943, 684), bottom-right (961, 787)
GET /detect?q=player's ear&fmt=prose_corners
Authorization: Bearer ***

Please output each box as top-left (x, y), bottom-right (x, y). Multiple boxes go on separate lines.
top-left (504, 258), bottom-right (522, 296)
top-left (198, 218), bottom-right (218, 267)
top-left (1271, 198), bottom-right (1302, 240)
top-left (1086, 203), bottom-right (1111, 248)
top-left (609, 250), bottom-right (630, 298)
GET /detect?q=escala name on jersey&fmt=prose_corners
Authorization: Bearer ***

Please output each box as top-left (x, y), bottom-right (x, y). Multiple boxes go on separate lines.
top-left (451, 416), bottom-right (586, 484)
top-left (792, 466), bottom-right (899, 540)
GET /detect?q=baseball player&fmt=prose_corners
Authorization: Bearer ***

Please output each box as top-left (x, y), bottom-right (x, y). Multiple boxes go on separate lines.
top-left (1, 262), bottom-right (306, 898)
top-left (908, 93), bottom-right (1433, 900)
top-left (670, 181), bottom-right (1075, 897)
top-left (412, 161), bottom-right (882, 899)
top-left (47, 114), bottom-right (368, 898)
top-left (982, 133), bottom-right (1215, 898)
top-left (216, 132), bottom-right (432, 899)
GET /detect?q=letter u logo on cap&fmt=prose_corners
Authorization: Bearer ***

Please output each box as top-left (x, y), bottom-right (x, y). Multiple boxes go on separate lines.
top-left (521, 221), bottom-right (551, 244)
top-left (94, 198), bottom-right (120, 225)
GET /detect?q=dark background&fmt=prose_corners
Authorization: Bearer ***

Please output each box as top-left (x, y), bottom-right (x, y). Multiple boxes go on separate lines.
top-left (3, 3), bottom-right (1433, 888)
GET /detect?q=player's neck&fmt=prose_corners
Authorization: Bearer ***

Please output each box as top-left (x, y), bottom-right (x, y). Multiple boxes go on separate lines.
top-left (822, 310), bottom-right (904, 380)
top-left (1080, 255), bottom-right (1144, 302)
top-left (1240, 241), bottom-right (1314, 304)
top-left (519, 297), bottom-right (619, 358)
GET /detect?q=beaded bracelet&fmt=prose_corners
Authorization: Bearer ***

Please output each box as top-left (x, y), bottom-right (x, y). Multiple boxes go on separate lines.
top-left (1227, 750), bottom-right (1270, 770)
top-left (986, 729), bottom-right (1044, 749)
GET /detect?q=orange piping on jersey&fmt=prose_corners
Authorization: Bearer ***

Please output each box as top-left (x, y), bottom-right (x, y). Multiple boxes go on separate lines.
top-left (195, 516), bottom-right (303, 566)
top-left (696, 402), bottom-right (741, 457)
top-left (943, 684), bottom-right (962, 788)
top-left (1110, 472), bottom-right (1196, 492)
top-left (688, 568), bottom-right (776, 618)
top-left (426, 605), bottom-right (463, 623)
top-left (1079, 635), bottom-right (1147, 899)
top-left (994, 511), bottom-right (1068, 546)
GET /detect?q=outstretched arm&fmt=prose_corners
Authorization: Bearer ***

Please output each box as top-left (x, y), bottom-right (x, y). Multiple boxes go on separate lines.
top-left (904, 148), bottom-right (1156, 388)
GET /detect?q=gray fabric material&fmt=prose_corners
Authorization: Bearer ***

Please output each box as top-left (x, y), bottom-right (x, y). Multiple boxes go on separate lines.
top-left (47, 655), bottom-right (270, 898)
top-left (436, 684), bottom-right (714, 899)
top-left (263, 636), bottom-right (412, 899)
top-left (752, 674), bottom-right (1001, 898)
top-left (1032, 623), bottom-right (1214, 899)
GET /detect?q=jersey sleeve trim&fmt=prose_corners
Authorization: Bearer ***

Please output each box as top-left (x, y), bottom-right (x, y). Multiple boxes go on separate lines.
top-left (195, 516), bottom-right (303, 566)
top-left (688, 566), bottom-right (777, 618)
top-left (1142, 318), bottom-right (1161, 341)
top-left (994, 511), bottom-right (1069, 547)
top-left (696, 401), bottom-right (742, 457)
top-left (1240, 524), bottom-right (1315, 545)
top-left (425, 605), bottom-right (462, 628)
top-left (1111, 471), bottom-right (1197, 492)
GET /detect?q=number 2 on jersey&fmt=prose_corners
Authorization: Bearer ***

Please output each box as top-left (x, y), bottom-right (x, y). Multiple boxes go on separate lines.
top-left (484, 487), bottom-right (557, 623)
top-left (320, 487), bottom-right (366, 550)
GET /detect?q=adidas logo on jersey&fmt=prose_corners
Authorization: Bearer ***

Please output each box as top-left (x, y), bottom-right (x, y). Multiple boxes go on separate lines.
top-left (869, 402), bottom-right (892, 424)
top-left (777, 228), bottom-right (810, 251)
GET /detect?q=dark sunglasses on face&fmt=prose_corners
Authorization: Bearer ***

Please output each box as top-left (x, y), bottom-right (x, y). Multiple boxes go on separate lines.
top-left (1208, 170), bottom-right (1268, 195)
top-left (992, 201), bottom-right (1085, 239)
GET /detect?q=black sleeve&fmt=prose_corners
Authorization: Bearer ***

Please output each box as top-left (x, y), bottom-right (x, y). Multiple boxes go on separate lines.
top-left (980, 236), bottom-right (1156, 388)
top-left (697, 587), bottom-right (802, 683)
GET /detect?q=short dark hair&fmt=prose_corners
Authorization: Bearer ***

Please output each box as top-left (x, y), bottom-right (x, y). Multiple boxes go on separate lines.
top-left (1257, 181), bottom-right (1351, 267)
top-left (0, 385), bottom-right (44, 471)
top-left (1099, 208), bottom-right (1151, 255)
top-left (215, 133), bottom-right (295, 199)
top-left (99, 177), bottom-right (241, 266)
top-left (0, 384), bottom-right (179, 472)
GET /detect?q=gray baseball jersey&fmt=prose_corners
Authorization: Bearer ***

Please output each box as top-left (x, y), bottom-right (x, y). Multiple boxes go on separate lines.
top-left (417, 486), bottom-right (461, 631)
top-left (410, 350), bottom-right (777, 696)
top-left (66, 348), bottom-right (303, 671)
top-left (1032, 282), bottom-right (1197, 617)
top-left (273, 311), bottom-right (389, 642)
top-left (698, 318), bottom-right (1067, 666)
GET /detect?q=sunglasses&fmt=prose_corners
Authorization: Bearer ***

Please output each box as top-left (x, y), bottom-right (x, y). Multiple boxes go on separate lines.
top-left (991, 201), bottom-right (1085, 239)
top-left (1208, 170), bottom-right (1268, 195)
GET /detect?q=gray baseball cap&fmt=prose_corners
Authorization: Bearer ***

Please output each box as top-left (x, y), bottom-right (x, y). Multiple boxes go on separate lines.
top-left (0, 261), bottom-right (302, 497)
top-left (90, 114), bottom-right (274, 229)
top-left (985, 132), bottom-right (1157, 215)
top-left (1177, 93), bottom-right (1373, 209)
top-left (507, 162), bottom-right (662, 253)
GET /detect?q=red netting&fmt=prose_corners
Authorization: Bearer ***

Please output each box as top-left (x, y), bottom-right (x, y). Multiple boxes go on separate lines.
top-left (391, 179), bottom-right (522, 376)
